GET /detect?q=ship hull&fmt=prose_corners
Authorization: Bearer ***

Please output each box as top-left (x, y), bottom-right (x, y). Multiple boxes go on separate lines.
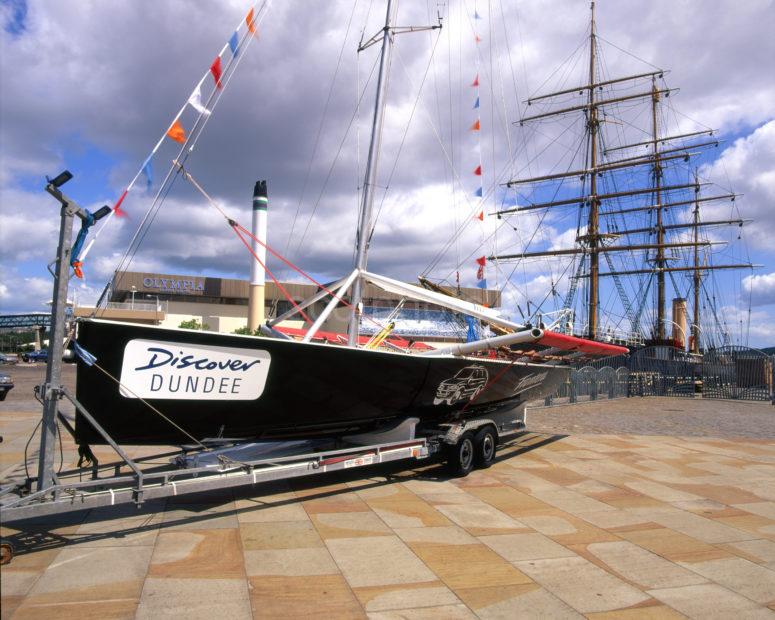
top-left (74, 319), bottom-right (567, 445)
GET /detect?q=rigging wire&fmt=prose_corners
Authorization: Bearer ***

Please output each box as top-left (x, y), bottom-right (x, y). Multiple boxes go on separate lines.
top-left (101, 4), bottom-right (271, 305)
top-left (292, 52), bottom-right (381, 260)
top-left (371, 26), bottom-right (444, 233)
top-left (284, 0), bottom-right (361, 257)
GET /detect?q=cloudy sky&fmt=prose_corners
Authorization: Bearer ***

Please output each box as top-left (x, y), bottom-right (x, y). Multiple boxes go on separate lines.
top-left (1, 0), bottom-right (774, 346)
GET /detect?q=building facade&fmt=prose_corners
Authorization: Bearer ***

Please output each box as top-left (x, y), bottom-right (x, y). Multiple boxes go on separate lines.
top-left (73, 270), bottom-right (501, 342)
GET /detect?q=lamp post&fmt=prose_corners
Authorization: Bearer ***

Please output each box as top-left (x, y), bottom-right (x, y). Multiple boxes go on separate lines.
top-left (146, 294), bottom-right (160, 325)
top-left (37, 169), bottom-right (111, 491)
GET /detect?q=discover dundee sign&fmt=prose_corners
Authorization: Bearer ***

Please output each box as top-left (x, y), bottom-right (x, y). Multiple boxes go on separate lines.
top-left (119, 339), bottom-right (270, 400)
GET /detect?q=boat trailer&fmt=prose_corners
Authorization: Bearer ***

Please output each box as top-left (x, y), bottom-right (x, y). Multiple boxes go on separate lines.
top-left (0, 400), bottom-right (527, 563)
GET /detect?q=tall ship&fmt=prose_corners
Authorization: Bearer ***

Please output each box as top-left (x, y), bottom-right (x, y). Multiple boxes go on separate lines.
top-left (478, 2), bottom-right (755, 352)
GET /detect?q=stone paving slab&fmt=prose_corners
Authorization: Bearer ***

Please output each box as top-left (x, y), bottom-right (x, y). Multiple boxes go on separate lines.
top-left (2, 393), bottom-right (775, 618)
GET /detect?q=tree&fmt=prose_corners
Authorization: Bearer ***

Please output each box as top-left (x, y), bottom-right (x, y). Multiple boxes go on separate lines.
top-left (179, 318), bottom-right (209, 330)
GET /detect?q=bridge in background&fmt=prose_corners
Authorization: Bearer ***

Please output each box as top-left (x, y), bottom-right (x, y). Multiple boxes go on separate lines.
top-left (0, 314), bottom-right (52, 329)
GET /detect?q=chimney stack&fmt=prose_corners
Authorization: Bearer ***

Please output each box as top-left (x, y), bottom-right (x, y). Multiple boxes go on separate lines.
top-left (248, 180), bottom-right (268, 332)
top-left (672, 297), bottom-right (687, 350)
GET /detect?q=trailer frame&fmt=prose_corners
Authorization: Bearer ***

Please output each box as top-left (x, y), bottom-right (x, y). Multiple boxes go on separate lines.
top-left (0, 394), bottom-right (526, 525)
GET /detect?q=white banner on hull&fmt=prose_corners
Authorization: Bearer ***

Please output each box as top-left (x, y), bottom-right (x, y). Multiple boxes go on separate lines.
top-left (119, 339), bottom-right (270, 400)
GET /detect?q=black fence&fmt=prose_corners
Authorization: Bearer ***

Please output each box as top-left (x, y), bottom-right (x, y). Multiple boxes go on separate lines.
top-left (538, 345), bottom-right (774, 407)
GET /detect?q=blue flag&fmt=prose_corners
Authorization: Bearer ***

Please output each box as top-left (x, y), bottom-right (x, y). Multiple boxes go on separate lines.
top-left (73, 342), bottom-right (97, 367)
top-left (476, 279), bottom-right (487, 289)
top-left (465, 316), bottom-right (479, 342)
top-left (474, 187), bottom-right (483, 197)
top-left (229, 32), bottom-right (239, 57)
top-left (473, 96), bottom-right (480, 109)
top-left (141, 155), bottom-right (153, 192)
top-left (474, 10), bottom-right (482, 19)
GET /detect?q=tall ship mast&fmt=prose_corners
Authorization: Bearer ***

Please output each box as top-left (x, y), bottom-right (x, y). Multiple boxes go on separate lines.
top-left (489, 2), bottom-right (754, 351)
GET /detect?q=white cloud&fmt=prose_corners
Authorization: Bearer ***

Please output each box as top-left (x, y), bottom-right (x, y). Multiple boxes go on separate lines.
top-left (743, 272), bottom-right (775, 307)
top-left (700, 120), bottom-right (775, 251)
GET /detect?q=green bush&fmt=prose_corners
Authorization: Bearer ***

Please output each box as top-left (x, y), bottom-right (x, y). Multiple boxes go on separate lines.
top-left (178, 318), bottom-right (209, 330)
top-left (233, 326), bottom-right (262, 336)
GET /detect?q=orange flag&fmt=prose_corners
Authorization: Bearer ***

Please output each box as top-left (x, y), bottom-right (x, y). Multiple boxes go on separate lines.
top-left (475, 210), bottom-right (484, 221)
top-left (470, 119), bottom-right (480, 131)
top-left (246, 8), bottom-right (257, 35)
top-left (166, 119), bottom-right (186, 144)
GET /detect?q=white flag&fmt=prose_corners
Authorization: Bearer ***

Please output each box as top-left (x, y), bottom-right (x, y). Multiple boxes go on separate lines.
top-left (188, 85), bottom-right (212, 116)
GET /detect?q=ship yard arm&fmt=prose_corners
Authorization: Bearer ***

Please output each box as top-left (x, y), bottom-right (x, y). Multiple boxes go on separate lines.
top-left (489, 241), bottom-right (721, 261)
top-left (493, 182), bottom-right (709, 216)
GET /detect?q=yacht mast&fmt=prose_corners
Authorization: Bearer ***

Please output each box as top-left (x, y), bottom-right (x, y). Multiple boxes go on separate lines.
top-left (347, 2), bottom-right (441, 346)
top-left (348, 0), bottom-right (395, 346)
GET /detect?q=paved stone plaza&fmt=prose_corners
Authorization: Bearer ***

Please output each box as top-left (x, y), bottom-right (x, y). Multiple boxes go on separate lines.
top-left (1, 366), bottom-right (775, 618)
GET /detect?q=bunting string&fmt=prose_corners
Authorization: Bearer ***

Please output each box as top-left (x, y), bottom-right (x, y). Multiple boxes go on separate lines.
top-left (81, 1), bottom-right (271, 282)
top-left (471, 2), bottom-right (486, 292)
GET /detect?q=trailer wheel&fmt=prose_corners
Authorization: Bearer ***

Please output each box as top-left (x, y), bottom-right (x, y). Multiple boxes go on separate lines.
top-left (447, 431), bottom-right (475, 477)
top-left (474, 426), bottom-right (497, 468)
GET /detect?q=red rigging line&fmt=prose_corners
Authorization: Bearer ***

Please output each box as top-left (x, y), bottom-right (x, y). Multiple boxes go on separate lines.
top-left (230, 224), bottom-right (313, 326)
top-left (230, 221), bottom-right (393, 335)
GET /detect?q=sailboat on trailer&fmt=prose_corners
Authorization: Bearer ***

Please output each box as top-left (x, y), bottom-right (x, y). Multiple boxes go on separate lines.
top-left (73, 1), bottom-right (626, 446)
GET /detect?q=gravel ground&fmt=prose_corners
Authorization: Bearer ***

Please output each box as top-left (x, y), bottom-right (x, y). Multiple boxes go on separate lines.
top-left (2, 363), bottom-right (774, 439)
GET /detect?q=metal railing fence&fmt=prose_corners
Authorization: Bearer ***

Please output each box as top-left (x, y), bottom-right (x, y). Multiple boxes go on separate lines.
top-left (537, 345), bottom-right (774, 407)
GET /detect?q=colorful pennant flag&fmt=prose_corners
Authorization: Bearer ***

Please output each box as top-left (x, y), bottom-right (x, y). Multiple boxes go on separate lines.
top-left (474, 165), bottom-right (482, 176)
top-left (475, 34), bottom-right (482, 44)
top-left (474, 187), bottom-right (483, 198)
top-left (166, 119), bottom-right (186, 144)
top-left (474, 10), bottom-right (482, 19)
top-left (473, 96), bottom-right (479, 109)
top-left (476, 279), bottom-right (488, 289)
top-left (141, 155), bottom-right (153, 192)
top-left (465, 316), bottom-right (477, 342)
top-left (73, 342), bottom-right (97, 367)
top-left (210, 56), bottom-right (223, 89)
top-left (188, 84), bottom-right (212, 116)
top-left (471, 74), bottom-right (479, 87)
top-left (229, 32), bottom-right (239, 57)
top-left (246, 8), bottom-right (257, 35)
top-left (476, 256), bottom-right (486, 280)
top-left (470, 119), bottom-right (480, 131)
top-left (113, 189), bottom-right (129, 218)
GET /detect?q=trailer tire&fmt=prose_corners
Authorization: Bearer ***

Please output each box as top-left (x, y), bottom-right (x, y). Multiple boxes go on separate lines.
top-left (474, 426), bottom-right (497, 468)
top-left (446, 431), bottom-right (475, 477)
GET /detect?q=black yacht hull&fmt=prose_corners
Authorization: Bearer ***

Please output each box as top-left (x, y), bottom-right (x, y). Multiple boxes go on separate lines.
top-left (74, 319), bottom-right (567, 445)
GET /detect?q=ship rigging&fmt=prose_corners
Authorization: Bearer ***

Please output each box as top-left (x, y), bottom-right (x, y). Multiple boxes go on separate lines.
top-left (486, 2), bottom-right (756, 350)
